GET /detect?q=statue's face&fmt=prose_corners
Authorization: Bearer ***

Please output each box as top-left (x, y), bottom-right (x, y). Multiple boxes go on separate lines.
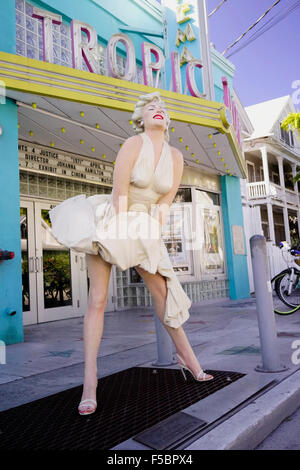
top-left (142, 100), bottom-right (168, 132)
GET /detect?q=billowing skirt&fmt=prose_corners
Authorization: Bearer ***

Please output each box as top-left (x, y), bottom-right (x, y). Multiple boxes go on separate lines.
top-left (49, 194), bottom-right (191, 328)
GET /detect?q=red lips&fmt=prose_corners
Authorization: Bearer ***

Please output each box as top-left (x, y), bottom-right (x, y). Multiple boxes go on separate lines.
top-left (153, 114), bottom-right (163, 120)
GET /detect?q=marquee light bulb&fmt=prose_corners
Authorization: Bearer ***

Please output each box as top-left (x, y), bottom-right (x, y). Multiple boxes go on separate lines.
top-left (102, 154), bottom-right (106, 159)
top-left (91, 147), bottom-right (95, 152)
top-left (80, 139), bottom-right (84, 144)
top-left (61, 127), bottom-right (66, 133)
top-left (96, 123), bottom-right (100, 129)
top-left (171, 127), bottom-right (175, 133)
top-left (80, 111), bottom-right (85, 117)
top-left (29, 130), bottom-right (34, 136)
top-left (50, 142), bottom-right (54, 147)
top-left (179, 137), bottom-right (183, 142)
top-left (129, 120), bottom-right (133, 125)
top-left (32, 103), bottom-right (37, 109)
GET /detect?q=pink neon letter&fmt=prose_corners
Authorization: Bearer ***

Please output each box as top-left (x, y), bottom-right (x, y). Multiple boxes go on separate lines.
top-left (170, 52), bottom-right (182, 94)
top-left (222, 76), bottom-right (242, 146)
top-left (71, 20), bottom-right (100, 73)
top-left (32, 7), bottom-right (62, 63)
top-left (141, 42), bottom-right (165, 87)
top-left (186, 60), bottom-right (204, 97)
top-left (107, 34), bottom-right (136, 81)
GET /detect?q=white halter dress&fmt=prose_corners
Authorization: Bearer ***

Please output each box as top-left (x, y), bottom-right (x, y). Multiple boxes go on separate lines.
top-left (49, 132), bottom-right (191, 329)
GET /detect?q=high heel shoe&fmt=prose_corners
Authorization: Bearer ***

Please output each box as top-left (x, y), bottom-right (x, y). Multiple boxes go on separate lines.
top-left (176, 353), bottom-right (214, 382)
top-left (78, 398), bottom-right (97, 415)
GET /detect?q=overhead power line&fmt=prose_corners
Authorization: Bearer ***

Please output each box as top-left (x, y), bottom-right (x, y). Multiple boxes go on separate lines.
top-left (226, 0), bottom-right (300, 59)
top-left (208, 0), bottom-right (228, 17)
top-left (221, 0), bottom-right (282, 56)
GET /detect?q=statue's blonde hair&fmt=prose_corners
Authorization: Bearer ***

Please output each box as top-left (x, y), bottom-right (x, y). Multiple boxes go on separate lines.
top-left (131, 91), bottom-right (170, 142)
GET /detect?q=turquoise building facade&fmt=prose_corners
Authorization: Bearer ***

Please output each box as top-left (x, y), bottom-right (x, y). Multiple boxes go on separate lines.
top-left (0, 0), bottom-right (249, 344)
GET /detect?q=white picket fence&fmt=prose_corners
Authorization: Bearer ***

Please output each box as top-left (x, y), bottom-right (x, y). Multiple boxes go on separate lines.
top-left (247, 241), bottom-right (287, 293)
top-left (266, 242), bottom-right (288, 279)
top-left (242, 203), bottom-right (288, 292)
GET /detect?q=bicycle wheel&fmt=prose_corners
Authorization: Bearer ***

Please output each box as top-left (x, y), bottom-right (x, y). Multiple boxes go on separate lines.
top-left (272, 293), bottom-right (300, 315)
top-left (274, 270), bottom-right (300, 313)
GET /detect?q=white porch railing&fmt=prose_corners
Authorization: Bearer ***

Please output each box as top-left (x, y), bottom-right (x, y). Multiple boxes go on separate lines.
top-left (247, 181), bottom-right (267, 199)
top-left (286, 188), bottom-right (299, 206)
top-left (247, 181), bottom-right (298, 205)
top-left (269, 182), bottom-right (285, 200)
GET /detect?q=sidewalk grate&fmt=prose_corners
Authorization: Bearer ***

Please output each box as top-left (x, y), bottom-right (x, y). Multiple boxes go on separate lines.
top-left (0, 367), bottom-right (245, 450)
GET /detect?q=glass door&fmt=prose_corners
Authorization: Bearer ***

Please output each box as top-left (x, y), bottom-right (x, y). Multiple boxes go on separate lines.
top-left (21, 201), bottom-right (38, 325)
top-left (34, 201), bottom-right (81, 322)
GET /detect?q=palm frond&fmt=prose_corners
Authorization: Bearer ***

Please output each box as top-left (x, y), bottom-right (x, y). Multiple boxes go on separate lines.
top-left (293, 173), bottom-right (300, 184)
top-left (281, 112), bottom-right (300, 138)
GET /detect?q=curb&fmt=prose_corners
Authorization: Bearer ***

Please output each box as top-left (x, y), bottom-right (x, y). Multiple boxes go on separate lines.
top-left (184, 368), bottom-right (300, 450)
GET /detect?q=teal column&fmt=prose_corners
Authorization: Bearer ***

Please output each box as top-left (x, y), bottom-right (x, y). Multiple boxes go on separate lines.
top-left (0, 0), bottom-right (16, 54)
top-left (221, 175), bottom-right (250, 299)
top-left (0, 99), bottom-right (23, 345)
top-left (0, 2), bottom-right (23, 344)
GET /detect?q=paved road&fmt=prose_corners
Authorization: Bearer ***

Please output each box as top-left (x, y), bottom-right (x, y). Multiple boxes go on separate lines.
top-left (255, 406), bottom-right (300, 450)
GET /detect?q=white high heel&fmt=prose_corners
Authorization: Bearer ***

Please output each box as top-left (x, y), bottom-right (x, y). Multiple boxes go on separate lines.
top-left (176, 353), bottom-right (214, 382)
top-left (78, 399), bottom-right (97, 415)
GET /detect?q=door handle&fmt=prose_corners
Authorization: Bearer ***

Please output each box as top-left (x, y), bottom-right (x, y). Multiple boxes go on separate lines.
top-left (29, 256), bottom-right (35, 273)
top-left (80, 256), bottom-right (87, 271)
top-left (35, 256), bottom-right (43, 272)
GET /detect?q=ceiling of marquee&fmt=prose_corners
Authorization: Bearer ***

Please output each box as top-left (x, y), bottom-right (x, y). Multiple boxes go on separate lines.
top-left (5, 89), bottom-right (242, 177)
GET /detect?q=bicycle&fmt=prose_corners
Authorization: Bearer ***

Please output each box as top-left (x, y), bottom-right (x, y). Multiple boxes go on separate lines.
top-left (271, 241), bottom-right (300, 315)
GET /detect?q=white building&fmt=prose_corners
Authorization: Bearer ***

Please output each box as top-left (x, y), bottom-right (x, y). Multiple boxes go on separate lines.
top-left (238, 95), bottom-right (300, 291)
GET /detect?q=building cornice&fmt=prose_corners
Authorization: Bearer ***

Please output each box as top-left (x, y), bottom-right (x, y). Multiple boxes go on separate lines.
top-left (244, 136), bottom-right (300, 164)
top-left (129, 0), bottom-right (163, 21)
top-left (210, 46), bottom-right (235, 77)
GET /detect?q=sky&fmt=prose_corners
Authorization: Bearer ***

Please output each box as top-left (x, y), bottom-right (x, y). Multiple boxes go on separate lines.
top-left (207, 0), bottom-right (300, 110)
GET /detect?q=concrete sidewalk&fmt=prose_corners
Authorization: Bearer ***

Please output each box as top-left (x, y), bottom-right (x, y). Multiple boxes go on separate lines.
top-left (0, 295), bottom-right (299, 450)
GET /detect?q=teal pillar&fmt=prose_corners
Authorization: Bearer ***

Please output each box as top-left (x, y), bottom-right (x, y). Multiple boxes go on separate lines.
top-left (0, 1), bottom-right (23, 344)
top-left (221, 175), bottom-right (250, 299)
top-left (0, 0), bottom-right (16, 54)
top-left (0, 99), bottom-right (23, 345)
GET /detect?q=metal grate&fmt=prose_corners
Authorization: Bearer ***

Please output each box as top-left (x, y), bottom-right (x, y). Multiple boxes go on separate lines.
top-left (0, 367), bottom-right (245, 450)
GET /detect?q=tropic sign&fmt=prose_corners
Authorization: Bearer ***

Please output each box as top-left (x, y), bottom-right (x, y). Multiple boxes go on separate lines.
top-left (31, 5), bottom-right (206, 98)
top-left (30, 3), bottom-right (241, 145)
